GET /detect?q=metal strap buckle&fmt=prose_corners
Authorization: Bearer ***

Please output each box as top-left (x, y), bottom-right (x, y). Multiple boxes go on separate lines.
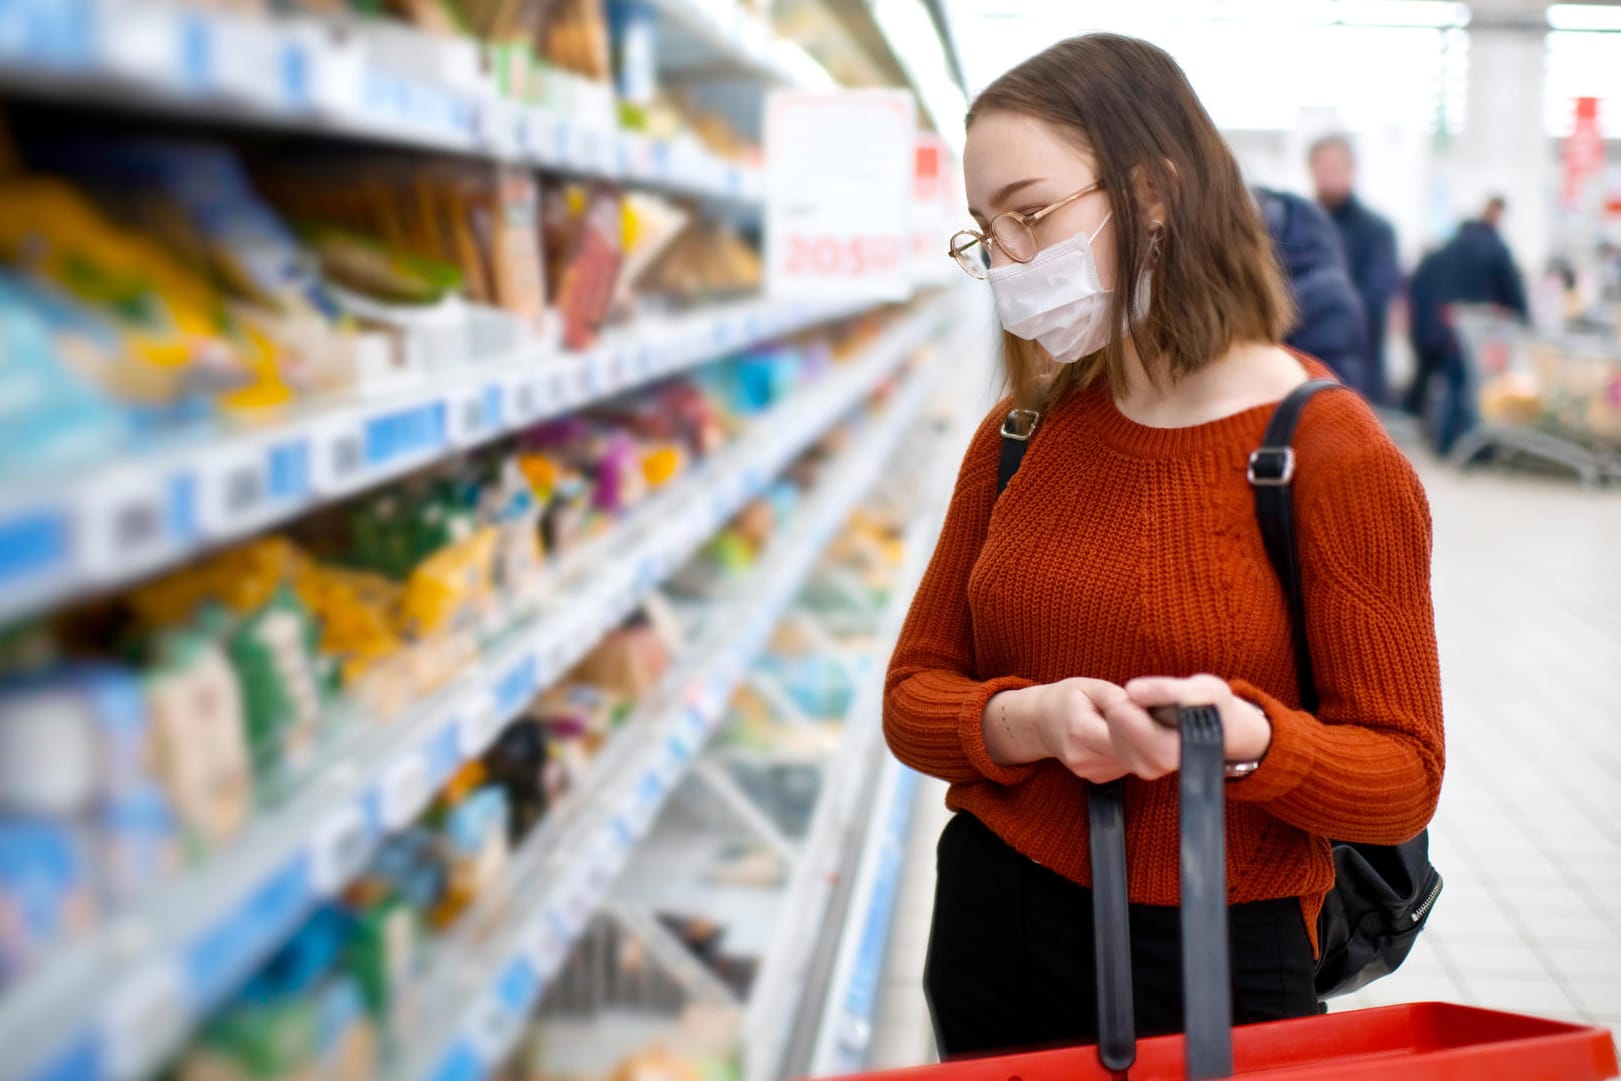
top-left (1001, 409), bottom-right (1041, 442)
top-left (1246, 447), bottom-right (1296, 487)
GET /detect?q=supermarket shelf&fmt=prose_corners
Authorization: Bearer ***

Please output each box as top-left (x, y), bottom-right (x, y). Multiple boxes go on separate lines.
top-left (746, 470), bottom-right (949, 1081)
top-left (0, 295), bottom-right (950, 1081)
top-left (392, 339), bottom-right (944, 1081)
top-left (805, 757), bottom-right (920, 1077)
top-left (0, 289), bottom-right (894, 627)
top-left (645, 0), bottom-right (836, 91)
top-left (0, 0), bottom-right (764, 201)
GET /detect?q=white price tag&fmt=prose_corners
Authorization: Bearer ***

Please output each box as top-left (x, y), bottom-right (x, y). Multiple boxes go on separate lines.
top-left (309, 805), bottom-right (370, 896)
top-left (505, 372), bottom-right (542, 427)
top-left (476, 98), bottom-right (521, 156)
top-left (195, 444), bottom-right (272, 539)
top-left (100, 961), bottom-right (189, 1081)
top-left (76, 466), bottom-right (174, 584)
top-left (210, 12), bottom-right (287, 106)
top-left (467, 989), bottom-right (523, 1062)
top-left (446, 385), bottom-right (493, 447)
top-left (99, 2), bottom-right (185, 85)
top-left (379, 754), bottom-right (431, 831)
top-left (527, 919), bottom-right (567, 979)
top-left (300, 21), bottom-right (363, 116)
top-left (308, 416), bottom-right (368, 496)
top-left (523, 110), bottom-right (560, 164)
top-left (456, 691), bottom-right (502, 759)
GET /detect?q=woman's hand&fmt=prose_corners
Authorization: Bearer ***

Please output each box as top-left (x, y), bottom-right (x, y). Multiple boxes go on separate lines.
top-left (981, 678), bottom-right (1133, 783)
top-left (1100, 674), bottom-right (1272, 777)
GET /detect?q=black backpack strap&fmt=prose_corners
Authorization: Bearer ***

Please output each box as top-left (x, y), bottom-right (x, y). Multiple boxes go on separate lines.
top-left (996, 407), bottom-right (1134, 1071)
top-left (1248, 379), bottom-right (1344, 712)
top-left (996, 408), bottom-right (1040, 496)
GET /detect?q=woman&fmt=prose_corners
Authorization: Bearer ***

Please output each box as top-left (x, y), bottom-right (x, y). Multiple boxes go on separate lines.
top-left (882, 34), bottom-right (1444, 1058)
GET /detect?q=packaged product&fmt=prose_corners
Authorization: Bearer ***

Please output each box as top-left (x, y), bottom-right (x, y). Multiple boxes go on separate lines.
top-left (143, 630), bottom-right (255, 854)
top-left (0, 819), bottom-right (97, 990)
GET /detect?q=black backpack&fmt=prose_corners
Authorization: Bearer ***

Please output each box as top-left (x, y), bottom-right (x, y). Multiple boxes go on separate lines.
top-left (994, 379), bottom-right (1441, 1001)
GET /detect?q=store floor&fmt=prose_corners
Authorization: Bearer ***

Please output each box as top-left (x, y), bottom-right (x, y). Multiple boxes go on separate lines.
top-left (868, 442), bottom-right (1621, 1069)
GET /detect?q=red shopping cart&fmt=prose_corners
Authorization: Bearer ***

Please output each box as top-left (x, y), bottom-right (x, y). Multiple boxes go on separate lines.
top-left (826, 705), bottom-right (1620, 1081)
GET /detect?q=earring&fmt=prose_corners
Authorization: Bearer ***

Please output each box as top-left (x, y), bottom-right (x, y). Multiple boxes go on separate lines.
top-left (1146, 223), bottom-right (1165, 266)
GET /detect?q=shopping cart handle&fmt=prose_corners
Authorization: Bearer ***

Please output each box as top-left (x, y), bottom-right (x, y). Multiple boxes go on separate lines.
top-left (1179, 704), bottom-right (1234, 1081)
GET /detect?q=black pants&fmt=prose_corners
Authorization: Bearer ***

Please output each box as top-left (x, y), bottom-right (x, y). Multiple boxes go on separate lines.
top-left (924, 812), bottom-right (1319, 1059)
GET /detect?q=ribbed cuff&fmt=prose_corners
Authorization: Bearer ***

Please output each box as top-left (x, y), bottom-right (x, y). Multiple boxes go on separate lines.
top-left (1226, 679), bottom-right (1318, 804)
top-left (957, 675), bottom-right (1040, 786)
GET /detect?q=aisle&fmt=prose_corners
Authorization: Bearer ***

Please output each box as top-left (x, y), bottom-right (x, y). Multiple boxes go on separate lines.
top-left (871, 450), bottom-right (1621, 1065)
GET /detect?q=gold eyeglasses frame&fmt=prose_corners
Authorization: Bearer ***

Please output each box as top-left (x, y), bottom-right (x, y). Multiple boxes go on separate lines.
top-left (948, 180), bottom-right (1106, 279)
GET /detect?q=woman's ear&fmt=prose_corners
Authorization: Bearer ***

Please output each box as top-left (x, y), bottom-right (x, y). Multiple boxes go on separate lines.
top-left (1129, 160), bottom-right (1177, 228)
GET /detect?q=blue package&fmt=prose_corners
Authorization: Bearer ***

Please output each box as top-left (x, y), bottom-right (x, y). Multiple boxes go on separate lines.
top-left (0, 272), bottom-right (132, 480)
top-left (0, 818), bottom-right (96, 988)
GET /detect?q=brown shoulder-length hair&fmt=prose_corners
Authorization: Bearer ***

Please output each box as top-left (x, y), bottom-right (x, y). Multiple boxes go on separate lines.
top-left (967, 34), bottom-right (1293, 412)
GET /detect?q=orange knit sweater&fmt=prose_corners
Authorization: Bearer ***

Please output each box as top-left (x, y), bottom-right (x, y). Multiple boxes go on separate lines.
top-left (883, 362), bottom-right (1445, 947)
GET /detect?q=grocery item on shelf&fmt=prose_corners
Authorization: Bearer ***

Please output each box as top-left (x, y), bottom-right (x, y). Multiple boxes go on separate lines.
top-left (544, 181), bottom-right (629, 349)
top-left (255, 152), bottom-right (549, 343)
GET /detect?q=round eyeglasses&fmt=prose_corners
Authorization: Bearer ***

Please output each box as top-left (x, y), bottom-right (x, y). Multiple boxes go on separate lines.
top-left (948, 181), bottom-right (1104, 279)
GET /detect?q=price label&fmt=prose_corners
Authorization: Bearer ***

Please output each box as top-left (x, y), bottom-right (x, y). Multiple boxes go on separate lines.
top-left (195, 445), bottom-right (272, 539)
top-left (100, 961), bottom-right (189, 1081)
top-left (505, 373), bottom-right (540, 426)
top-left (573, 363), bottom-right (596, 398)
top-left (467, 989), bottom-right (522, 1062)
top-left (446, 385), bottom-right (492, 447)
top-left (476, 99), bottom-right (519, 156)
top-left (528, 919), bottom-right (567, 979)
top-left (309, 417), bottom-right (367, 496)
top-left (310, 805), bottom-right (371, 896)
top-left (455, 691), bottom-right (501, 758)
top-left (524, 110), bottom-right (560, 164)
top-left (77, 466), bottom-right (174, 583)
top-left (210, 11), bottom-right (287, 106)
top-left (100, 2), bottom-right (186, 85)
top-left (379, 754), bottom-right (430, 831)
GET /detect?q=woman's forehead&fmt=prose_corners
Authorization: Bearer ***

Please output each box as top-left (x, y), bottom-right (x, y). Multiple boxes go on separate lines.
top-left (964, 113), bottom-right (1095, 200)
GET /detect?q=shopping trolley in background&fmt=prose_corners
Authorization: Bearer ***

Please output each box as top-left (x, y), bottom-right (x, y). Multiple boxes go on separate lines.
top-left (822, 705), bottom-right (1621, 1081)
top-left (1447, 304), bottom-right (1621, 486)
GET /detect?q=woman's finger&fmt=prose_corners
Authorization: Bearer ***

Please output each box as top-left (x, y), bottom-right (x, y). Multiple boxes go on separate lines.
top-left (1123, 676), bottom-right (1190, 707)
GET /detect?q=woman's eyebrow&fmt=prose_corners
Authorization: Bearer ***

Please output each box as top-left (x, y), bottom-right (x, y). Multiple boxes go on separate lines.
top-left (968, 177), bottom-right (1047, 220)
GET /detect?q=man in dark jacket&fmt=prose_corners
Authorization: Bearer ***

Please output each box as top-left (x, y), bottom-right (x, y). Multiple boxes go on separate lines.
top-left (1402, 197), bottom-right (1529, 452)
top-left (1310, 135), bottom-right (1400, 404)
top-left (1255, 186), bottom-right (1368, 393)
top-left (1441, 196), bottom-right (1528, 319)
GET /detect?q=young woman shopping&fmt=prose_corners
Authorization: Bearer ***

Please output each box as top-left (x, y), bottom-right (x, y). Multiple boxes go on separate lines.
top-left (883, 34), bottom-right (1444, 1058)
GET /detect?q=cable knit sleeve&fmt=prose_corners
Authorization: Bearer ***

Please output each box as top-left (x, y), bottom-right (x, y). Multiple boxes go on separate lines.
top-left (883, 404), bottom-right (1038, 786)
top-left (1228, 393), bottom-right (1445, 845)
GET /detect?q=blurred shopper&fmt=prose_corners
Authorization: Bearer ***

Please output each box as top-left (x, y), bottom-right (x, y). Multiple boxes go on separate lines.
top-left (1310, 135), bottom-right (1399, 404)
top-left (1443, 196), bottom-right (1528, 320)
top-left (1255, 186), bottom-right (1368, 391)
top-left (1402, 198), bottom-right (1529, 452)
top-left (888, 34), bottom-right (1443, 1059)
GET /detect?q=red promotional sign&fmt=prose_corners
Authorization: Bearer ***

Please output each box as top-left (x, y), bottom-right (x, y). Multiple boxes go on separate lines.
top-left (1562, 96), bottom-right (1603, 209)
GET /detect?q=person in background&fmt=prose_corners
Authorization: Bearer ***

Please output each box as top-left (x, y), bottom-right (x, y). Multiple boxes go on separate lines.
top-left (1443, 196), bottom-right (1528, 321)
top-left (1310, 134), bottom-right (1399, 405)
top-left (1255, 186), bottom-right (1368, 392)
top-left (1401, 197), bottom-right (1529, 451)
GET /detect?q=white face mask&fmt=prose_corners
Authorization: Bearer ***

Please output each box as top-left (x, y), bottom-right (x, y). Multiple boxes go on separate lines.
top-left (987, 212), bottom-right (1148, 364)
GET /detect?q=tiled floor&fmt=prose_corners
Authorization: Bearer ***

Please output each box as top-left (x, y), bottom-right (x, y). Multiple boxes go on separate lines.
top-left (868, 444), bottom-right (1621, 1067)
